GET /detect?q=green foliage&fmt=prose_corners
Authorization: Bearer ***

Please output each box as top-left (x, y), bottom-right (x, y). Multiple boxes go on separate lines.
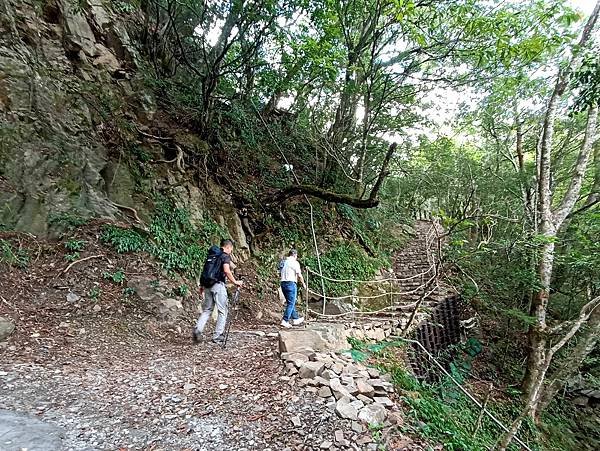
top-left (88, 286), bottom-right (101, 300)
top-left (146, 198), bottom-right (225, 276)
top-left (369, 423), bottom-right (386, 448)
top-left (147, 201), bottom-right (204, 274)
top-left (337, 204), bottom-right (408, 260)
top-left (173, 284), bottom-right (188, 297)
top-left (305, 242), bottom-right (385, 296)
top-left (347, 336), bottom-right (370, 361)
top-left (64, 252), bottom-right (80, 262)
top-left (391, 366), bottom-right (529, 451)
top-left (122, 287), bottom-right (136, 297)
top-left (130, 144), bottom-right (151, 163)
top-left (65, 239), bottom-right (86, 252)
top-left (503, 308), bottom-right (537, 326)
top-left (540, 403), bottom-right (584, 450)
top-left (254, 251), bottom-right (277, 281)
top-left (0, 239), bottom-right (30, 269)
top-left (348, 336), bottom-right (367, 350)
top-left (64, 238), bottom-right (86, 262)
top-left (101, 198), bottom-right (225, 277)
top-left (347, 337), bottom-right (409, 363)
top-left (101, 225), bottom-right (147, 253)
top-left (571, 53), bottom-right (600, 112)
top-left (103, 269), bottom-right (126, 284)
top-left (114, 0), bottom-right (137, 14)
top-left (48, 213), bottom-right (87, 231)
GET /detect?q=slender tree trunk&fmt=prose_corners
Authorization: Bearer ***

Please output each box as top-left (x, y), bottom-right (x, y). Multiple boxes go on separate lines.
top-left (522, 75), bottom-right (563, 399)
top-left (567, 117), bottom-right (600, 218)
top-left (497, 358), bottom-right (552, 450)
top-left (553, 105), bottom-right (598, 225)
top-left (584, 139), bottom-right (600, 207)
top-left (329, 53), bottom-right (359, 151)
top-left (536, 305), bottom-right (600, 415)
top-left (498, 295), bottom-right (600, 449)
top-left (516, 120), bottom-right (525, 171)
top-left (207, 0), bottom-right (241, 67)
top-left (524, 105), bottom-right (598, 400)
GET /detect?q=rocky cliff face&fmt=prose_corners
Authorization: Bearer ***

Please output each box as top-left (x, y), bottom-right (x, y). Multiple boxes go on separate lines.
top-left (0, 0), bottom-right (249, 255)
top-left (1, 0), bottom-right (137, 234)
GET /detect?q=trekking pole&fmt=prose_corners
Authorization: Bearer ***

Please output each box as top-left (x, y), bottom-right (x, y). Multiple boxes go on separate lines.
top-left (222, 287), bottom-right (241, 349)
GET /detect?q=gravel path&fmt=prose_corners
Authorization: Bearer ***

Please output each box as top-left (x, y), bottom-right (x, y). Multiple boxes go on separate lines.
top-left (0, 327), bottom-right (364, 451)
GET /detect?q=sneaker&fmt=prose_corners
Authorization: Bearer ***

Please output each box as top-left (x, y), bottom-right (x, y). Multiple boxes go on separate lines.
top-left (291, 317), bottom-right (304, 326)
top-left (280, 320), bottom-right (292, 329)
top-left (212, 335), bottom-right (225, 344)
top-left (192, 329), bottom-right (201, 343)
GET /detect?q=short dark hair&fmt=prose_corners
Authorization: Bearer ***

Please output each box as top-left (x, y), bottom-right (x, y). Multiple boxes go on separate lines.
top-left (221, 238), bottom-right (234, 248)
top-left (289, 249), bottom-right (298, 256)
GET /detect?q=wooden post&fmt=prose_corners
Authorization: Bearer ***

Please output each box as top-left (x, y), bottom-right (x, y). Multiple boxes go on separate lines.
top-left (305, 268), bottom-right (309, 321)
top-left (321, 272), bottom-right (327, 315)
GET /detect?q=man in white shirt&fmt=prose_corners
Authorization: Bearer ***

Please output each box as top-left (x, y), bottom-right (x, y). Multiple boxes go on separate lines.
top-left (280, 249), bottom-right (307, 328)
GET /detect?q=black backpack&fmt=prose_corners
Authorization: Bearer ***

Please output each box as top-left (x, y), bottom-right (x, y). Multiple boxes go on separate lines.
top-left (200, 245), bottom-right (223, 288)
top-left (277, 258), bottom-right (286, 275)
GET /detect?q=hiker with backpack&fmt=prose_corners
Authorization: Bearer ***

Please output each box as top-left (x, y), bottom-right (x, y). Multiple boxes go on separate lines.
top-left (279, 249), bottom-right (307, 328)
top-left (193, 239), bottom-right (243, 344)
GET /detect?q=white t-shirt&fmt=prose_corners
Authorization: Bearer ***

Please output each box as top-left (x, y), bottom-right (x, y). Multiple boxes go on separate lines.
top-left (280, 257), bottom-right (301, 282)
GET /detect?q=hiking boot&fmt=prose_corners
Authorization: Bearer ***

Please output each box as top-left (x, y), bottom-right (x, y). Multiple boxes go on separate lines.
top-left (291, 317), bottom-right (305, 326)
top-left (192, 329), bottom-right (201, 344)
top-left (212, 334), bottom-right (225, 344)
top-left (280, 320), bottom-right (292, 329)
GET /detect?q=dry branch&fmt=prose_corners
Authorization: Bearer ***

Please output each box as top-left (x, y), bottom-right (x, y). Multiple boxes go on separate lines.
top-left (62, 255), bottom-right (105, 274)
top-left (136, 126), bottom-right (174, 141)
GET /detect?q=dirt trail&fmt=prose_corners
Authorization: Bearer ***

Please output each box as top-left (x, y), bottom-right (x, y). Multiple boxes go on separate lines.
top-left (1, 323), bottom-right (357, 450)
top-left (0, 227), bottom-right (430, 450)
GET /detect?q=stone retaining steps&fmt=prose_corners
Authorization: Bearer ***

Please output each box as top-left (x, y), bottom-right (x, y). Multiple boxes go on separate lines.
top-left (384, 220), bottom-right (456, 334)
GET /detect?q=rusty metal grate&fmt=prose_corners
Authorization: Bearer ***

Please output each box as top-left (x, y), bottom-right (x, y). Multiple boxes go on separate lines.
top-left (408, 295), bottom-right (471, 382)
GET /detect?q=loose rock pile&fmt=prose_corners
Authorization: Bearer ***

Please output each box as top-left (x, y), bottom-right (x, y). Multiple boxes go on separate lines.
top-left (0, 316), bottom-right (15, 342)
top-left (127, 277), bottom-right (185, 322)
top-left (281, 348), bottom-right (404, 448)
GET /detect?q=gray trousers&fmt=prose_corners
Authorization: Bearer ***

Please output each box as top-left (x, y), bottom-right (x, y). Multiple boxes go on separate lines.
top-left (194, 282), bottom-right (228, 339)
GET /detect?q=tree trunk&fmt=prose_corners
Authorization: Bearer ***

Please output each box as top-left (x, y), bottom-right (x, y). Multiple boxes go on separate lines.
top-left (567, 112), bottom-right (600, 218)
top-left (584, 137), bottom-right (600, 207)
top-left (272, 143), bottom-right (396, 208)
top-left (516, 120), bottom-right (525, 171)
top-left (329, 57), bottom-right (359, 151)
top-left (523, 106), bottom-right (598, 402)
top-left (536, 304), bottom-right (600, 415)
top-left (497, 357), bottom-right (552, 450)
top-left (503, 7), bottom-right (600, 445)
top-left (207, 0), bottom-right (241, 67)
top-left (521, 0), bottom-right (600, 394)
top-left (522, 73), bottom-right (562, 399)
top-left (552, 105), bottom-right (598, 225)
top-left (498, 295), bottom-right (600, 449)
